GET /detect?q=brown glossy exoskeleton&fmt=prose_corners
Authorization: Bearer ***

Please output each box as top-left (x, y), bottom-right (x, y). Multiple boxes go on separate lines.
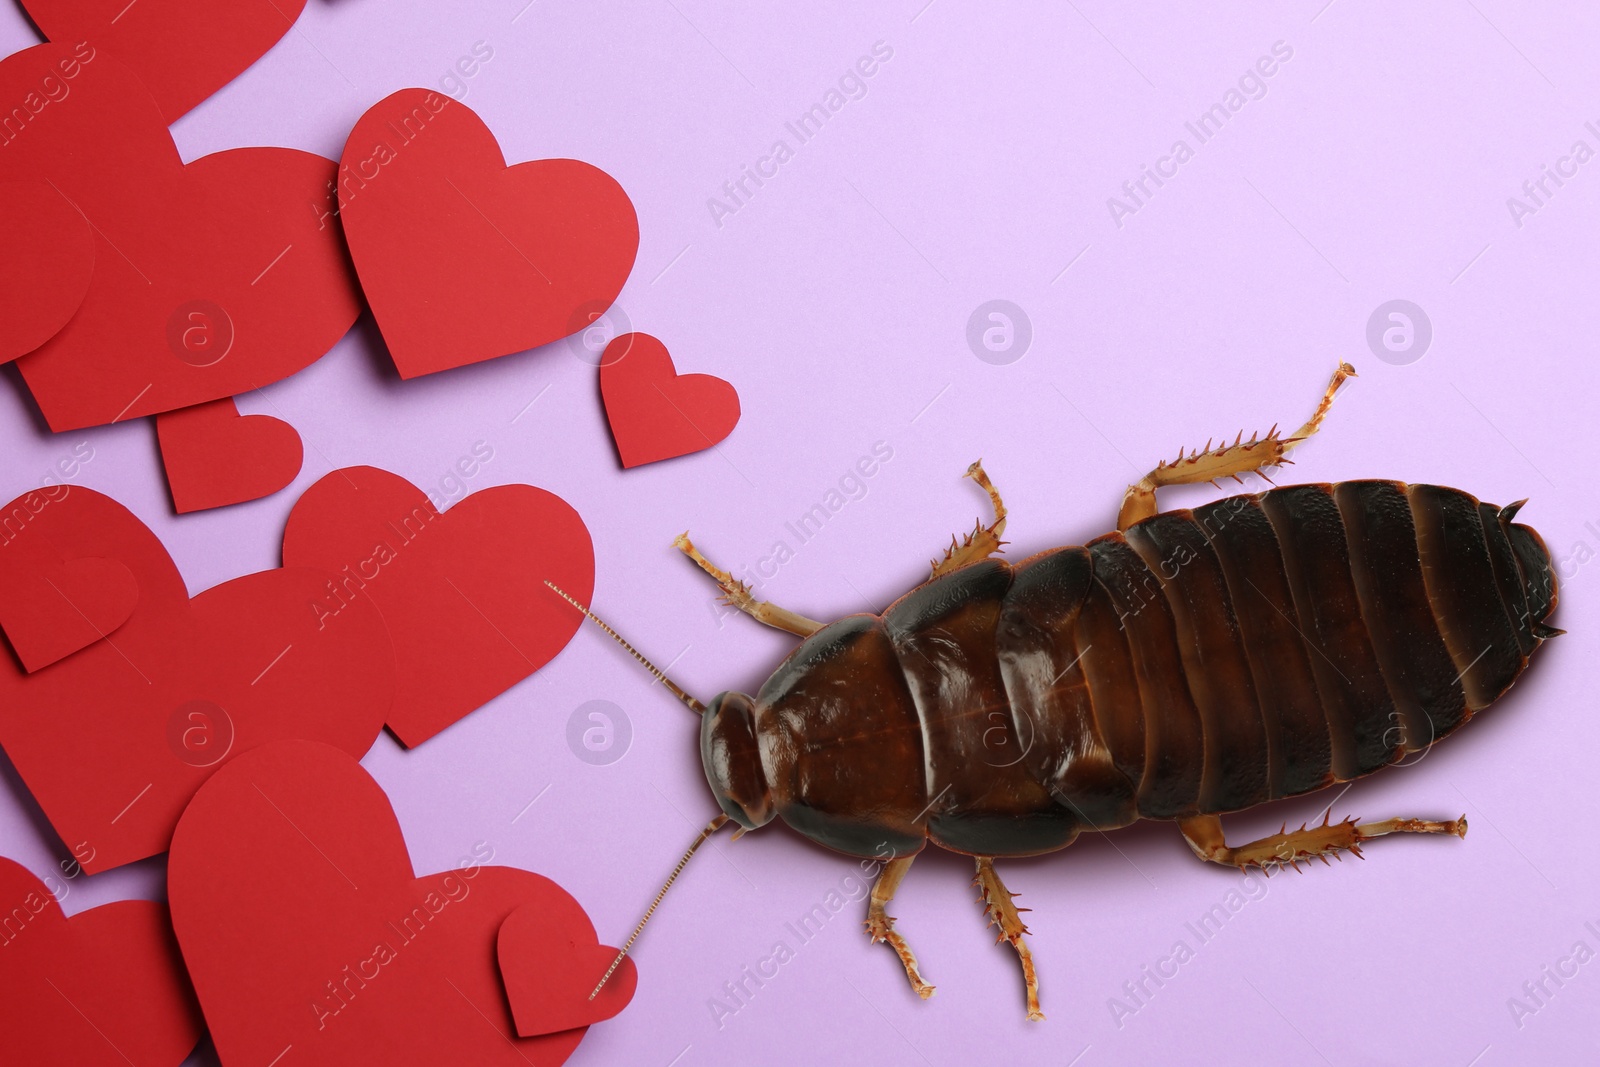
top-left (562, 364), bottom-right (1561, 1019)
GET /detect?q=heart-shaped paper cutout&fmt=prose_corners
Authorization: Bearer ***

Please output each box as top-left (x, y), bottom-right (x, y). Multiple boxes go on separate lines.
top-left (498, 900), bottom-right (637, 1038)
top-left (0, 856), bottom-right (203, 1067)
top-left (0, 485), bottom-right (394, 872)
top-left (169, 740), bottom-right (596, 1066)
top-left (0, 179), bottom-right (94, 362)
top-left (600, 333), bottom-right (741, 468)
top-left (0, 44), bottom-right (361, 431)
top-left (0, 540), bottom-right (139, 673)
top-left (156, 396), bottom-right (304, 513)
top-left (282, 465), bottom-right (595, 746)
top-left (22, 0), bottom-right (308, 122)
top-left (338, 88), bottom-right (638, 378)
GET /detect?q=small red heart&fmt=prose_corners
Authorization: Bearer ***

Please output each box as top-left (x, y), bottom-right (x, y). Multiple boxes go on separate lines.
top-left (0, 547), bottom-right (139, 673)
top-left (600, 333), bottom-right (741, 468)
top-left (338, 89), bottom-right (639, 379)
top-left (0, 485), bottom-right (394, 872)
top-left (0, 857), bottom-right (203, 1067)
top-left (1, 44), bottom-right (361, 431)
top-left (22, 0), bottom-right (308, 122)
top-left (156, 396), bottom-right (304, 513)
top-left (282, 465), bottom-right (595, 746)
top-left (0, 180), bottom-right (94, 363)
top-left (169, 740), bottom-right (596, 1066)
top-left (498, 900), bottom-right (637, 1038)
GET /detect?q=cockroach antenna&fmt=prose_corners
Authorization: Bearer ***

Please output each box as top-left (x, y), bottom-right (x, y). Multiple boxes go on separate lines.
top-left (590, 812), bottom-right (729, 999)
top-left (543, 580), bottom-right (706, 715)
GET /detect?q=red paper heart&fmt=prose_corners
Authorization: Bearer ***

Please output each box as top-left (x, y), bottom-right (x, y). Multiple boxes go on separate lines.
top-left (337, 89), bottom-right (638, 378)
top-left (22, 0), bottom-right (308, 122)
top-left (0, 44), bottom-right (361, 431)
top-left (0, 179), bottom-right (94, 363)
top-left (600, 333), bottom-right (741, 468)
top-left (499, 900), bottom-right (637, 1038)
top-left (156, 396), bottom-right (304, 513)
top-left (0, 486), bottom-right (394, 872)
top-left (0, 857), bottom-right (202, 1067)
top-left (282, 465), bottom-right (595, 746)
top-left (0, 542), bottom-right (139, 673)
top-left (169, 740), bottom-right (598, 1066)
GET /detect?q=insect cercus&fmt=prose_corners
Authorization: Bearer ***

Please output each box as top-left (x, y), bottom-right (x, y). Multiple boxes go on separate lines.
top-left (554, 362), bottom-right (1561, 1020)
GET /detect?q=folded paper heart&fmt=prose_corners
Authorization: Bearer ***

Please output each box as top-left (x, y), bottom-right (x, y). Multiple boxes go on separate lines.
top-left (337, 88), bottom-right (638, 378)
top-left (0, 485), bottom-right (394, 872)
top-left (600, 333), bottom-right (741, 468)
top-left (156, 396), bottom-right (304, 513)
top-left (0, 43), bottom-right (361, 431)
top-left (282, 465), bottom-right (594, 746)
top-left (0, 856), bottom-right (203, 1067)
top-left (0, 179), bottom-right (94, 363)
top-left (21, 0), bottom-right (308, 122)
top-left (0, 538), bottom-right (139, 673)
top-left (498, 900), bottom-right (637, 1038)
top-left (170, 740), bottom-right (606, 1066)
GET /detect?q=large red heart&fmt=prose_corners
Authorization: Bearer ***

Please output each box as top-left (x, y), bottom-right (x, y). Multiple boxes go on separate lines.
top-left (0, 179), bottom-right (94, 363)
top-left (337, 88), bottom-right (638, 378)
top-left (21, 0), bottom-right (308, 123)
top-left (600, 333), bottom-right (741, 468)
top-left (0, 856), bottom-right (203, 1067)
top-left (499, 900), bottom-right (637, 1038)
top-left (0, 525), bottom-right (139, 673)
top-left (0, 44), bottom-right (361, 431)
top-left (156, 396), bottom-right (304, 513)
top-left (282, 465), bottom-right (595, 746)
top-left (169, 740), bottom-right (602, 1066)
top-left (0, 485), bottom-right (394, 873)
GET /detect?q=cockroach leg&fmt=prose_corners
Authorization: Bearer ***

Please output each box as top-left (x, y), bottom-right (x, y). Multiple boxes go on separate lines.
top-left (973, 857), bottom-right (1044, 1021)
top-left (931, 460), bottom-right (1010, 579)
top-left (865, 855), bottom-right (936, 1000)
top-left (1177, 810), bottom-right (1467, 873)
top-left (673, 532), bottom-right (824, 637)
top-left (1116, 362), bottom-right (1357, 530)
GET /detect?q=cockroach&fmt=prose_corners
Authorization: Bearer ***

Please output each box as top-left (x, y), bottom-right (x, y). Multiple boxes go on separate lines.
top-left (555, 363), bottom-right (1561, 1020)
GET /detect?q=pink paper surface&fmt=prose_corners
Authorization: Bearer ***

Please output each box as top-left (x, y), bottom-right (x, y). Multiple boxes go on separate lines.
top-left (2, 4), bottom-right (1597, 1065)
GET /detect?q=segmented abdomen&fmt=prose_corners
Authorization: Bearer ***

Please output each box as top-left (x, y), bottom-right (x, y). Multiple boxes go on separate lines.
top-left (751, 481), bottom-right (1556, 861)
top-left (1032, 481), bottom-right (1556, 827)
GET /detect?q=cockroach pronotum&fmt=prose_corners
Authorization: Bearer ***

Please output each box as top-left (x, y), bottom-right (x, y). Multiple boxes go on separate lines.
top-left (554, 363), bottom-right (1561, 1020)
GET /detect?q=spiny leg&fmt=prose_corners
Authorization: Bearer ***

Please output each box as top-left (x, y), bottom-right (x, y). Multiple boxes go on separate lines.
top-left (1178, 810), bottom-right (1467, 873)
top-left (674, 533), bottom-right (823, 637)
top-left (1116, 362), bottom-right (1357, 531)
top-left (930, 460), bottom-right (1009, 579)
top-left (865, 855), bottom-right (935, 1000)
top-left (973, 856), bottom-right (1044, 1022)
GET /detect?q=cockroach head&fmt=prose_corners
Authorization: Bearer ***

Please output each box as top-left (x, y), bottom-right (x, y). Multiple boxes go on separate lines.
top-left (700, 691), bottom-right (774, 831)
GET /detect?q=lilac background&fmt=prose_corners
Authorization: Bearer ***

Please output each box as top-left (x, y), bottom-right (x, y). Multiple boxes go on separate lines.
top-left (3, 1), bottom-right (1598, 1064)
